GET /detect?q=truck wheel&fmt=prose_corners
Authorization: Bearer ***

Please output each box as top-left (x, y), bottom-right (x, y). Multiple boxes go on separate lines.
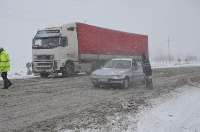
top-left (40, 73), bottom-right (49, 78)
top-left (62, 62), bottom-right (74, 77)
top-left (122, 77), bottom-right (129, 89)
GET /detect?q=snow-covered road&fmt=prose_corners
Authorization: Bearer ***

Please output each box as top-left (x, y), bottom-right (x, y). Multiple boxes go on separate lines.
top-left (137, 85), bottom-right (200, 132)
top-left (1, 66), bottom-right (200, 131)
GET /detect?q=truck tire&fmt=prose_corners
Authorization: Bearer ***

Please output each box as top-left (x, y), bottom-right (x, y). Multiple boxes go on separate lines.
top-left (40, 73), bottom-right (49, 78)
top-left (62, 62), bottom-right (74, 77)
top-left (122, 77), bottom-right (129, 89)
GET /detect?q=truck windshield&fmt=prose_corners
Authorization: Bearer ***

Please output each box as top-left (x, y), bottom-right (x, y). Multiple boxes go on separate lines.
top-left (104, 60), bottom-right (131, 69)
top-left (32, 37), bottom-right (59, 49)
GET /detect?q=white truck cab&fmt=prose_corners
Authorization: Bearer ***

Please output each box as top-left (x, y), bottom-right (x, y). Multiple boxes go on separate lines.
top-left (32, 23), bottom-right (79, 77)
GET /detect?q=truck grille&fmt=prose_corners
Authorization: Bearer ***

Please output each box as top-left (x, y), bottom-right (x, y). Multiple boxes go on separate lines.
top-left (36, 67), bottom-right (52, 71)
top-left (34, 55), bottom-right (54, 60)
top-left (37, 63), bottom-right (52, 66)
top-left (33, 61), bottom-right (53, 71)
top-left (33, 55), bottom-right (54, 72)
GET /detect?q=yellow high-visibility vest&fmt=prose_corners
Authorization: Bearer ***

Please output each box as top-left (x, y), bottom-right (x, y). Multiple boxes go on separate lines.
top-left (0, 50), bottom-right (10, 72)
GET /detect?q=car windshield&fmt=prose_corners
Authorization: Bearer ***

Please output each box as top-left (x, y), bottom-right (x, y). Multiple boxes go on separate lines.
top-left (32, 37), bottom-right (59, 49)
top-left (104, 60), bottom-right (131, 69)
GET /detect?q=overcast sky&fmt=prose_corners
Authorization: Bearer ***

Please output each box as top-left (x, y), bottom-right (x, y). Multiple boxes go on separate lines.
top-left (0, 0), bottom-right (200, 71)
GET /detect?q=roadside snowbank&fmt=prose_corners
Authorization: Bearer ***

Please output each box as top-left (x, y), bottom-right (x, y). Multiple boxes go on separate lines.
top-left (0, 69), bottom-right (35, 80)
top-left (137, 85), bottom-right (200, 132)
top-left (151, 62), bottom-right (200, 69)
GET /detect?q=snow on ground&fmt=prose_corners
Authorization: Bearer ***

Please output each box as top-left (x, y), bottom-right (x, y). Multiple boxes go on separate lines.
top-left (63, 85), bottom-right (200, 132)
top-left (0, 69), bottom-right (35, 80)
top-left (137, 85), bottom-right (200, 132)
top-left (8, 72), bottom-right (35, 79)
top-left (151, 62), bottom-right (200, 69)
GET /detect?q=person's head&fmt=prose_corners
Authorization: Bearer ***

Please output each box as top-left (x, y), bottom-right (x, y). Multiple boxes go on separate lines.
top-left (0, 47), bottom-right (4, 53)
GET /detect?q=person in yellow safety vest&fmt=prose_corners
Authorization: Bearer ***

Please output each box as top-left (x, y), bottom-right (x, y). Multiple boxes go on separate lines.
top-left (0, 47), bottom-right (12, 89)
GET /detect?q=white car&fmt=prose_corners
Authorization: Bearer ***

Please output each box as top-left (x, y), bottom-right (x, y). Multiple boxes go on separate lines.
top-left (90, 58), bottom-right (145, 88)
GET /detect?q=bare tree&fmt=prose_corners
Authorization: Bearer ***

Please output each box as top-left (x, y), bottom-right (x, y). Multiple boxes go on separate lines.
top-left (185, 55), bottom-right (198, 63)
top-left (177, 58), bottom-right (182, 64)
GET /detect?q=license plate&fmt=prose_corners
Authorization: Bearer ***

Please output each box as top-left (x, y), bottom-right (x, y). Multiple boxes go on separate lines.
top-left (99, 78), bottom-right (107, 82)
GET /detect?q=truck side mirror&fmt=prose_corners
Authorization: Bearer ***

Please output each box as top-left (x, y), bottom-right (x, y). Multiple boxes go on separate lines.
top-left (67, 27), bottom-right (74, 31)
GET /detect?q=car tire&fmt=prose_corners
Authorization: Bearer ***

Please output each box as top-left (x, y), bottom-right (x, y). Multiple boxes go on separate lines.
top-left (122, 77), bottom-right (129, 89)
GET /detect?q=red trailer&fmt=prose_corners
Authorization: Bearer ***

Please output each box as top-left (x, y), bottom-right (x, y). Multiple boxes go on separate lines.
top-left (76, 23), bottom-right (148, 58)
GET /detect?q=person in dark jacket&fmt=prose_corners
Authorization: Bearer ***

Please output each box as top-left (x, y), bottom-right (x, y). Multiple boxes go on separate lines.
top-left (142, 59), bottom-right (152, 76)
top-left (142, 54), bottom-right (153, 89)
top-left (0, 47), bottom-right (12, 89)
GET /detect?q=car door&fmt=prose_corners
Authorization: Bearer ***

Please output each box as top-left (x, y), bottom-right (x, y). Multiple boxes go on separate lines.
top-left (136, 63), bottom-right (145, 81)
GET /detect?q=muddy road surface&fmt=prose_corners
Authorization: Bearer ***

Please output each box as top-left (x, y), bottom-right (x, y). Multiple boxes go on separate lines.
top-left (0, 67), bottom-right (200, 132)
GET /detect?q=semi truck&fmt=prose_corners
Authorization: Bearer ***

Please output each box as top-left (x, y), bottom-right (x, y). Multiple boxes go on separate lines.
top-left (32, 22), bottom-right (148, 78)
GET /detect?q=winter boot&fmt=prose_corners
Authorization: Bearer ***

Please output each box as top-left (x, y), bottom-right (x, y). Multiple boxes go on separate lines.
top-left (6, 79), bottom-right (12, 88)
top-left (2, 80), bottom-right (8, 89)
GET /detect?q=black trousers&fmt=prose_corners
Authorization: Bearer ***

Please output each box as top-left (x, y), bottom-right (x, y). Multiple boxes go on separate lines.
top-left (1, 72), bottom-right (11, 88)
top-left (145, 75), bottom-right (153, 89)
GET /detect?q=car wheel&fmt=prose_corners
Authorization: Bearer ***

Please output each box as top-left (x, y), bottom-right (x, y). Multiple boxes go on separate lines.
top-left (122, 77), bottom-right (129, 89)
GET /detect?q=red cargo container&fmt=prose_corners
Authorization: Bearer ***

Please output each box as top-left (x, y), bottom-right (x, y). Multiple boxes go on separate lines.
top-left (76, 23), bottom-right (148, 57)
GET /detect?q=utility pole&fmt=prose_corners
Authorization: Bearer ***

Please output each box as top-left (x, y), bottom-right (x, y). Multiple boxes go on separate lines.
top-left (168, 36), bottom-right (170, 64)
top-left (167, 36), bottom-right (173, 64)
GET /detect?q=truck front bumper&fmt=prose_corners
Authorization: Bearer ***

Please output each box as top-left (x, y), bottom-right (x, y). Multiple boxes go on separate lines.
top-left (32, 60), bottom-right (57, 73)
